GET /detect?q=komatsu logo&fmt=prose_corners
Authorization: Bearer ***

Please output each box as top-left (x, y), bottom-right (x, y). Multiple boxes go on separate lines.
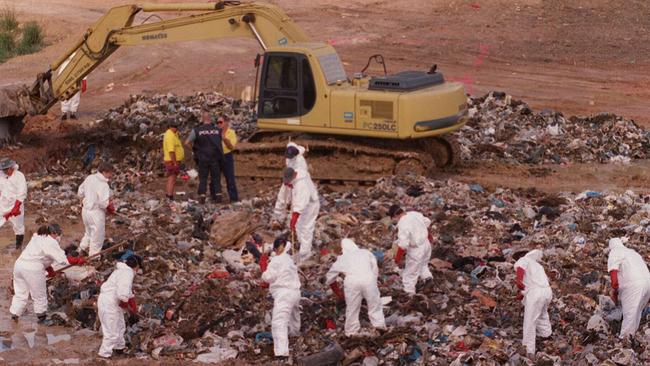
top-left (142, 33), bottom-right (167, 41)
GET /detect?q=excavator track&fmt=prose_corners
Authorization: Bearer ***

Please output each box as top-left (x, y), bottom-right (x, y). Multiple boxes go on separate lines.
top-left (235, 132), bottom-right (459, 184)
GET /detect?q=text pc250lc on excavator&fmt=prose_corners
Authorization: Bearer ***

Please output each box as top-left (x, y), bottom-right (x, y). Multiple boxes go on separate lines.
top-left (0, 1), bottom-right (468, 180)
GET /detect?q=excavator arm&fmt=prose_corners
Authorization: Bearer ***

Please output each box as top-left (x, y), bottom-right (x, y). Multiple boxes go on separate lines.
top-left (21, 2), bottom-right (309, 116)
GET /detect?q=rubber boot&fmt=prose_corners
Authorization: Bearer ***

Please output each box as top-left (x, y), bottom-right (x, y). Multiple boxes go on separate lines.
top-left (15, 235), bottom-right (23, 250)
top-left (37, 313), bottom-right (47, 324)
top-left (61, 112), bottom-right (68, 121)
top-left (70, 113), bottom-right (77, 120)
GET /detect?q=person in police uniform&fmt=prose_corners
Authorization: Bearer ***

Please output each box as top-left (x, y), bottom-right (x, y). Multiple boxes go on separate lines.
top-left (186, 109), bottom-right (225, 203)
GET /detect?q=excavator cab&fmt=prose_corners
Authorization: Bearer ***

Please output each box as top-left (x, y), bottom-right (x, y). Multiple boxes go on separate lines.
top-left (258, 52), bottom-right (316, 119)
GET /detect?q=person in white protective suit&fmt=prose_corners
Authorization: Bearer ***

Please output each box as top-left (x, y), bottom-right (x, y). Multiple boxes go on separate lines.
top-left (97, 254), bottom-right (142, 358)
top-left (607, 237), bottom-right (650, 338)
top-left (261, 237), bottom-right (301, 358)
top-left (514, 249), bottom-right (553, 355)
top-left (285, 142), bottom-right (309, 174)
top-left (325, 238), bottom-right (386, 336)
top-left (78, 162), bottom-right (115, 256)
top-left (389, 205), bottom-right (433, 294)
top-left (58, 52), bottom-right (87, 120)
top-left (10, 224), bottom-right (86, 323)
top-left (273, 167), bottom-right (320, 263)
top-left (0, 158), bottom-right (27, 249)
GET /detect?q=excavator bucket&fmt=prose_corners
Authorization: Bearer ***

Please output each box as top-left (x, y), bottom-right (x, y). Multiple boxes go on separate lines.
top-left (0, 85), bottom-right (29, 141)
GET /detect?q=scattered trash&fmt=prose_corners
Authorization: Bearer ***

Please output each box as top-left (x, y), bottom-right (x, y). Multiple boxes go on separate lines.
top-left (457, 92), bottom-right (649, 164)
top-left (14, 90), bottom-right (650, 364)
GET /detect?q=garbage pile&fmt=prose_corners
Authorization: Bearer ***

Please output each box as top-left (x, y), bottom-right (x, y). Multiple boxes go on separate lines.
top-left (95, 90), bottom-right (650, 170)
top-left (101, 92), bottom-right (257, 140)
top-left (456, 91), bottom-right (650, 165)
top-left (30, 157), bottom-right (650, 364)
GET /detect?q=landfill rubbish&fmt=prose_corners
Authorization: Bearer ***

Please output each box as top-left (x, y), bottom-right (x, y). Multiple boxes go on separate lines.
top-left (296, 342), bottom-right (344, 366)
top-left (11, 90), bottom-right (648, 364)
top-left (456, 91), bottom-right (650, 164)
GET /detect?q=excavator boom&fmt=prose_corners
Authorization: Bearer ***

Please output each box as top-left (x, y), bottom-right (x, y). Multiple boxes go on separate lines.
top-left (21, 2), bottom-right (308, 116)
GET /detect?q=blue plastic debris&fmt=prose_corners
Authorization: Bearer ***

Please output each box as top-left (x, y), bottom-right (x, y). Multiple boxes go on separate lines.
top-left (301, 290), bottom-right (326, 300)
top-left (586, 191), bottom-right (601, 198)
top-left (83, 144), bottom-right (96, 168)
top-left (255, 332), bottom-right (273, 344)
top-left (490, 198), bottom-right (506, 208)
top-left (407, 345), bottom-right (422, 362)
top-left (399, 344), bottom-right (422, 363)
top-left (373, 250), bottom-right (385, 264)
top-left (483, 329), bottom-right (495, 338)
top-left (433, 334), bottom-right (448, 343)
top-left (469, 183), bottom-right (485, 193)
top-left (119, 250), bottom-right (136, 261)
top-left (470, 265), bottom-right (488, 284)
top-left (567, 223), bottom-right (578, 231)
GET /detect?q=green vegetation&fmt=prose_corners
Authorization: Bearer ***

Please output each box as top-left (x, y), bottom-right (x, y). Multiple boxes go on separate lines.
top-left (17, 21), bottom-right (43, 55)
top-left (0, 7), bottom-right (18, 32)
top-left (0, 7), bottom-right (44, 63)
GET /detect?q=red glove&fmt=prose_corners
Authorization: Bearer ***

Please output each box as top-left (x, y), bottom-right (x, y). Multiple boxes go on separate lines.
top-left (516, 292), bottom-right (524, 301)
top-left (610, 270), bottom-right (619, 303)
top-left (290, 212), bottom-right (300, 231)
top-left (428, 232), bottom-right (433, 243)
top-left (67, 256), bottom-right (86, 266)
top-left (9, 200), bottom-right (21, 217)
top-left (259, 280), bottom-right (269, 288)
top-left (515, 267), bottom-right (525, 290)
top-left (4, 200), bottom-right (21, 219)
top-left (106, 200), bottom-right (116, 215)
top-left (81, 79), bottom-right (87, 93)
top-left (610, 270), bottom-right (619, 290)
top-left (127, 298), bottom-right (137, 315)
top-left (260, 253), bottom-right (269, 273)
top-left (46, 266), bottom-right (56, 278)
top-left (395, 247), bottom-right (406, 266)
top-left (330, 282), bottom-right (345, 300)
top-left (119, 301), bottom-right (128, 309)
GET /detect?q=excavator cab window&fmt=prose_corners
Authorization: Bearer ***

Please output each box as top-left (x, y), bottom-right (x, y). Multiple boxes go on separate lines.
top-left (259, 53), bottom-right (316, 119)
top-left (302, 59), bottom-right (316, 111)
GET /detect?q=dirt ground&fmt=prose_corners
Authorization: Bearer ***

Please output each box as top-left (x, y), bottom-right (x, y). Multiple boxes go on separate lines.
top-left (0, 0), bottom-right (648, 363)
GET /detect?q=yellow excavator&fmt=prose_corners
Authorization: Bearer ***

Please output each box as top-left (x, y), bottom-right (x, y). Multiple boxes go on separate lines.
top-left (0, 1), bottom-right (468, 181)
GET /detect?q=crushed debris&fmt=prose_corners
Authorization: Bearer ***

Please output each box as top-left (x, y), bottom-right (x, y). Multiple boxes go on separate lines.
top-left (10, 90), bottom-right (650, 364)
top-left (457, 91), bottom-right (650, 165)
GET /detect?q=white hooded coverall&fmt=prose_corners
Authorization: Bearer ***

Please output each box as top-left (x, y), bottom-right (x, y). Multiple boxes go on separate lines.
top-left (10, 235), bottom-right (70, 316)
top-left (396, 211), bottom-right (433, 294)
top-left (0, 166), bottom-right (27, 235)
top-left (285, 142), bottom-right (309, 174)
top-left (326, 239), bottom-right (386, 336)
top-left (273, 170), bottom-right (320, 263)
top-left (78, 172), bottom-right (111, 255)
top-left (97, 262), bottom-right (135, 358)
top-left (515, 249), bottom-right (553, 355)
top-left (58, 53), bottom-right (83, 114)
top-left (607, 238), bottom-right (650, 338)
top-left (261, 243), bottom-right (301, 357)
